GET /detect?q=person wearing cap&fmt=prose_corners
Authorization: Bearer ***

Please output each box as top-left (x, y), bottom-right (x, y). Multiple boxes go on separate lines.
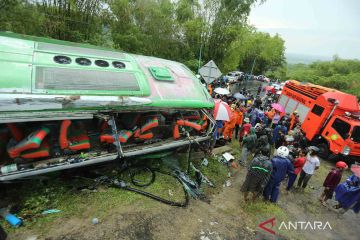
top-left (297, 147), bottom-right (320, 189)
top-left (320, 161), bottom-right (348, 205)
top-left (263, 146), bottom-right (294, 203)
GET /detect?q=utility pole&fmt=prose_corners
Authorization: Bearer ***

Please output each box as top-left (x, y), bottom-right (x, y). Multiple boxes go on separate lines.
top-left (250, 57), bottom-right (256, 77)
top-left (246, 57), bottom-right (256, 90)
top-left (197, 31), bottom-right (204, 74)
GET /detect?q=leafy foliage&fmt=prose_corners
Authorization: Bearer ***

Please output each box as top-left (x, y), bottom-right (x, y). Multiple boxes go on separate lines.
top-left (287, 58), bottom-right (360, 98)
top-left (0, 0), bottom-right (285, 74)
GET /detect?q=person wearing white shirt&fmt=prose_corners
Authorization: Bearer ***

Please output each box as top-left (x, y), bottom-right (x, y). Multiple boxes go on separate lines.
top-left (297, 149), bottom-right (320, 189)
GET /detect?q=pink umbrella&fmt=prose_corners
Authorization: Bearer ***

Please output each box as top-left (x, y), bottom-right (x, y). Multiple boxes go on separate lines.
top-left (271, 103), bottom-right (285, 113)
top-left (214, 99), bottom-right (232, 121)
top-left (351, 165), bottom-right (360, 178)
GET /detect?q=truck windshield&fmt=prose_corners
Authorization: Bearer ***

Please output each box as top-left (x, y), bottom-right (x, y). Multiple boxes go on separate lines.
top-left (331, 118), bottom-right (351, 139)
top-left (351, 126), bottom-right (360, 143)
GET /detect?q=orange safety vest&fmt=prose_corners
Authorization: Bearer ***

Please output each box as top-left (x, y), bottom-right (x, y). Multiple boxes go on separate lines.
top-left (227, 111), bottom-right (238, 128)
top-left (267, 109), bottom-right (275, 120)
top-left (236, 111), bottom-right (244, 125)
top-left (290, 114), bottom-right (298, 130)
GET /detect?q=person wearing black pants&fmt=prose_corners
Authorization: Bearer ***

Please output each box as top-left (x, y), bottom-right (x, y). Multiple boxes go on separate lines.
top-left (297, 149), bottom-right (320, 189)
top-left (297, 169), bottom-right (313, 188)
top-left (234, 124), bottom-right (240, 139)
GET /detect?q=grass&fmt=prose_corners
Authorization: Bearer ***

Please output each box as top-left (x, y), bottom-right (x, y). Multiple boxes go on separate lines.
top-left (0, 149), bottom-right (230, 235)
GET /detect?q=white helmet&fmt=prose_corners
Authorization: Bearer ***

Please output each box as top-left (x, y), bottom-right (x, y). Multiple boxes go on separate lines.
top-left (255, 123), bottom-right (262, 130)
top-left (276, 146), bottom-right (289, 158)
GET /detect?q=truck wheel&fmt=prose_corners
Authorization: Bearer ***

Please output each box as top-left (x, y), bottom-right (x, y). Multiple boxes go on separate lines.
top-left (317, 143), bottom-right (329, 159)
top-left (328, 154), bottom-right (339, 162)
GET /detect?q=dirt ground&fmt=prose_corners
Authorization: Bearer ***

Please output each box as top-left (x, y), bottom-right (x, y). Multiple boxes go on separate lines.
top-left (4, 146), bottom-right (359, 240)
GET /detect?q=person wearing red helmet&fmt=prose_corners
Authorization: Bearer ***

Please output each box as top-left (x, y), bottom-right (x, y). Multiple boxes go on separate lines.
top-left (320, 161), bottom-right (348, 205)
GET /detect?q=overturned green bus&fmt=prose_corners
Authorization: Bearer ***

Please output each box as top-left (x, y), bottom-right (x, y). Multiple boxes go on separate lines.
top-left (0, 32), bottom-right (215, 181)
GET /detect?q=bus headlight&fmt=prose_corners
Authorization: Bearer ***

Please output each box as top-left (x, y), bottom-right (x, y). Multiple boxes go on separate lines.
top-left (342, 146), bottom-right (351, 155)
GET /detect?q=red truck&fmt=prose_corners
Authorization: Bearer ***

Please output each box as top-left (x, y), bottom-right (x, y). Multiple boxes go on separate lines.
top-left (278, 80), bottom-right (360, 163)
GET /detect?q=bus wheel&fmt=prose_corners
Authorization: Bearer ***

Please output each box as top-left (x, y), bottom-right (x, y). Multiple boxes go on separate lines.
top-left (317, 143), bottom-right (329, 159)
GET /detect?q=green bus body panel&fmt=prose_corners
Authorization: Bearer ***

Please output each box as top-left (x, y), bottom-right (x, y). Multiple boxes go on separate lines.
top-left (0, 36), bottom-right (34, 93)
top-left (0, 32), bottom-right (214, 112)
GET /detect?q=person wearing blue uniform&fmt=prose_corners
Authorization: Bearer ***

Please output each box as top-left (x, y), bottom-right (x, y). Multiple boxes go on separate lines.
top-left (272, 122), bottom-right (288, 145)
top-left (334, 174), bottom-right (360, 213)
top-left (249, 105), bottom-right (258, 127)
top-left (263, 146), bottom-right (294, 203)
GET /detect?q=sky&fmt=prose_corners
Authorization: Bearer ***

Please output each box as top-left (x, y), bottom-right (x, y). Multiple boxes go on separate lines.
top-left (248, 0), bottom-right (360, 59)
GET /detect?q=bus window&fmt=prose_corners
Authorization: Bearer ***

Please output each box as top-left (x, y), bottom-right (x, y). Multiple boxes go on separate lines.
top-left (278, 95), bottom-right (288, 107)
top-left (331, 118), bottom-right (351, 139)
top-left (285, 98), bottom-right (297, 114)
top-left (351, 126), bottom-right (360, 143)
top-left (311, 104), bottom-right (324, 116)
top-left (295, 103), bottom-right (309, 123)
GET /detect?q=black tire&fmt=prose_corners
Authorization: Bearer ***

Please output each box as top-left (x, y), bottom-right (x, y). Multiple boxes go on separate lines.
top-left (328, 154), bottom-right (339, 161)
top-left (317, 143), bottom-right (329, 159)
top-left (130, 167), bottom-right (156, 187)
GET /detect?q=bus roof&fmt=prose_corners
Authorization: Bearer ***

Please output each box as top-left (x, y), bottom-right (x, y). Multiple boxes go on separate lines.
top-left (0, 32), bottom-right (214, 110)
top-left (284, 80), bottom-right (359, 113)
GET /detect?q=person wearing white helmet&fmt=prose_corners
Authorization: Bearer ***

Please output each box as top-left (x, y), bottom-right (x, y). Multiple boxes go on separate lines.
top-left (263, 146), bottom-right (294, 203)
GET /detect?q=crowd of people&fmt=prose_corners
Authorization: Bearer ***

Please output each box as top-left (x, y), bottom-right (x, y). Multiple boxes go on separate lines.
top-left (207, 83), bottom-right (360, 213)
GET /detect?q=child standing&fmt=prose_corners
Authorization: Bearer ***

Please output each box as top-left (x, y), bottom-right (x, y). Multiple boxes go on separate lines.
top-left (320, 161), bottom-right (348, 204)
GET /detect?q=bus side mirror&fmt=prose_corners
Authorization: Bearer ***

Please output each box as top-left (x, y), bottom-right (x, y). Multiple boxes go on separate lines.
top-left (327, 98), bottom-right (339, 105)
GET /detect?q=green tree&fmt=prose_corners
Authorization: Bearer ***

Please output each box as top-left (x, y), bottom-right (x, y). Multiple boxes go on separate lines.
top-left (222, 30), bottom-right (285, 74)
top-left (287, 59), bottom-right (360, 98)
top-left (0, 0), bottom-right (290, 78)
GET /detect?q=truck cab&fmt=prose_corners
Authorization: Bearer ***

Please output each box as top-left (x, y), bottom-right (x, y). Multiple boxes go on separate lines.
top-left (278, 80), bottom-right (360, 163)
top-left (320, 115), bottom-right (360, 161)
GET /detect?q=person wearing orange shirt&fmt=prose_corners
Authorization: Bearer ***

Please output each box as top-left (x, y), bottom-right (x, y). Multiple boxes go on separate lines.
top-left (223, 105), bottom-right (238, 141)
top-left (289, 111), bottom-right (299, 130)
top-left (267, 108), bottom-right (275, 121)
top-left (234, 106), bottom-right (244, 140)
